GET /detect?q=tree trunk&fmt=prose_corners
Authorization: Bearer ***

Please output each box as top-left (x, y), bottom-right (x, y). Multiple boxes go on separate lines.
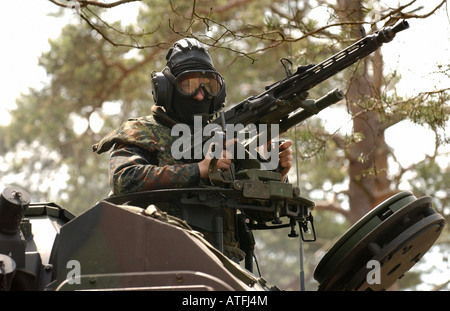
top-left (337, 0), bottom-right (392, 224)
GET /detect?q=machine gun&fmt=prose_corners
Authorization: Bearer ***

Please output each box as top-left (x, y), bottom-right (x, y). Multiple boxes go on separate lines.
top-left (202, 20), bottom-right (410, 218)
top-left (182, 20), bottom-right (410, 185)
top-left (209, 20), bottom-right (410, 134)
top-left (177, 20), bottom-right (412, 272)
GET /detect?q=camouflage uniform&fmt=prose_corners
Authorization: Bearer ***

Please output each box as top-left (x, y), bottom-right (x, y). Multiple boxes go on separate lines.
top-left (93, 107), bottom-right (243, 261)
top-left (93, 113), bottom-right (200, 195)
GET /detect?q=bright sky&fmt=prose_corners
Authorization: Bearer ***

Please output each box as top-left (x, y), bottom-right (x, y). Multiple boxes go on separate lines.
top-left (0, 0), bottom-right (141, 127)
top-left (0, 0), bottom-right (67, 126)
top-left (0, 0), bottom-right (449, 168)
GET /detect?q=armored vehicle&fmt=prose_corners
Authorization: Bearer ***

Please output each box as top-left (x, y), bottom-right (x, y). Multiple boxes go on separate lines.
top-left (0, 172), bottom-right (445, 291)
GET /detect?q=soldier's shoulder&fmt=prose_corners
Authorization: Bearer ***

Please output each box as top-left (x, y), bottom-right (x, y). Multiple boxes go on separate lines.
top-left (129, 115), bottom-right (170, 132)
top-left (93, 115), bottom-right (172, 154)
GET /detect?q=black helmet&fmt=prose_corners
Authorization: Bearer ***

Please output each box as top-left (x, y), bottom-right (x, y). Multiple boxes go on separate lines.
top-left (166, 38), bottom-right (216, 76)
top-left (151, 38), bottom-right (226, 120)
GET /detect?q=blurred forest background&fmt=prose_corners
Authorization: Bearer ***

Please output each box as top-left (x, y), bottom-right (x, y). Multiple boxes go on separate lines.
top-left (0, 0), bottom-right (449, 290)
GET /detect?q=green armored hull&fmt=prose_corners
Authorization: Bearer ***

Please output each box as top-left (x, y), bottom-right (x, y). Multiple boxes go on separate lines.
top-left (0, 177), bottom-right (445, 291)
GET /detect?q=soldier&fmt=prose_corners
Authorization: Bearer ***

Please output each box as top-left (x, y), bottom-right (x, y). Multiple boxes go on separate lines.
top-left (93, 38), bottom-right (293, 261)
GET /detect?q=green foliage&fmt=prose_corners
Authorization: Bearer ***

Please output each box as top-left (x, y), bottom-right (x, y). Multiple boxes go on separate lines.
top-left (380, 90), bottom-right (450, 143)
top-left (409, 158), bottom-right (450, 214)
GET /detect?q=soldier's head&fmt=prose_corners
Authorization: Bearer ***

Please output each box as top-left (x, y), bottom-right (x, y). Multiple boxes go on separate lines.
top-left (151, 38), bottom-right (226, 125)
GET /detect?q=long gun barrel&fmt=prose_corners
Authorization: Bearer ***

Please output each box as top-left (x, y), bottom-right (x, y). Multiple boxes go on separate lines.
top-left (210, 20), bottom-right (409, 131)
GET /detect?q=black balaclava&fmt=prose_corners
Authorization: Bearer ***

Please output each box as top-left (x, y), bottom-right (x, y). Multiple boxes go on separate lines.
top-left (166, 39), bottom-right (220, 126)
top-left (171, 91), bottom-right (212, 125)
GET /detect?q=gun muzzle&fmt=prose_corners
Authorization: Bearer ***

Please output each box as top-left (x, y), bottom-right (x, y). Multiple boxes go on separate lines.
top-left (379, 19), bottom-right (410, 43)
top-left (392, 19), bottom-right (409, 34)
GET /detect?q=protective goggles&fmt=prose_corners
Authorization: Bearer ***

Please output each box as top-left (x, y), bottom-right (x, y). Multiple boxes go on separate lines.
top-left (175, 70), bottom-right (224, 97)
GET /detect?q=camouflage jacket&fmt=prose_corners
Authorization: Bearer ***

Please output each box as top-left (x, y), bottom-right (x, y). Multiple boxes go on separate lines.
top-left (93, 108), bottom-right (244, 260)
top-left (92, 111), bottom-right (201, 196)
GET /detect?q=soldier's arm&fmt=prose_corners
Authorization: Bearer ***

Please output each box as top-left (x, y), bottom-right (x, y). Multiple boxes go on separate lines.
top-left (278, 140), bottom-right (293, 181)
top-left (109, 144), bottom-right (201, 195)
